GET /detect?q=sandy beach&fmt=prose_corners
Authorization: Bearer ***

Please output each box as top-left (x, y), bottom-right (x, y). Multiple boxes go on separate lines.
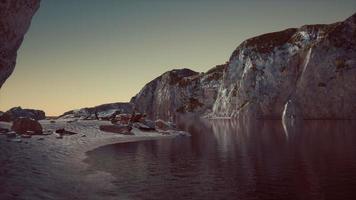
top-left (0, 119), bottom-right (186, 200)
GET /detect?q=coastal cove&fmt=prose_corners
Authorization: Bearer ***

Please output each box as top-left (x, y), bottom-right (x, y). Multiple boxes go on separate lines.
top-left (0, 1), bottom-right (355, 200)
top-left (1, 118), bottom-right (356, 199)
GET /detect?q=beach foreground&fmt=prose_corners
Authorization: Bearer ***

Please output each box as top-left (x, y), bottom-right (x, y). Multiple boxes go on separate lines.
top-left (0, 119), bottom-right (187, 200)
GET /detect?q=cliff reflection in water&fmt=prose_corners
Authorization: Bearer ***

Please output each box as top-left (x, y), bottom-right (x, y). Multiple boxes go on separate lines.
top-left (84, 117), bottom-right (356, 200)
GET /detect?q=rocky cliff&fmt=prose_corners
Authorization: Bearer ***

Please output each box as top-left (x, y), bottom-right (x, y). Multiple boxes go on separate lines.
top-left (59, 13), bottom-right (355, 121)
top-left (213, 13), bottom-right (356, 120)
top-left (130, 64), bottom-right (226, 121)
top-left (0, 0), bottom-right (40, 88)
top-left (129, 14), bottom-right (355, 121)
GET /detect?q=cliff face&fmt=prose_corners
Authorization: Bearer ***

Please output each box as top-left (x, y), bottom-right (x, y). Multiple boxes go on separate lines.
top-left (0, 0), bottom-right (40, 88)
top-left (213, 13), bottom-right (356, 119)
top-left (131, 65), bottom-right (226, 121)
top-left (58, 13), bottom-right (355, 121)
top-left (129, 14), bottom-right (356, 121)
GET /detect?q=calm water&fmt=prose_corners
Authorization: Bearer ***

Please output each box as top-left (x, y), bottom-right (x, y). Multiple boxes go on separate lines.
top-left (84, 118), bottom-right (356, 200)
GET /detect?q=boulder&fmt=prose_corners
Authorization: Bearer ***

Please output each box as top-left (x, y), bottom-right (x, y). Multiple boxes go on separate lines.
top-left (155, 119), bottom-right (173, 131)
top-left (0, 107), bottom-right (45, 122)
top-left (55, 128), bottom-right (78, 136)
top-left (112, 114), bottom-right (131, 124)
top-left (130, 113), bottom-right (145, 123)
top-left (11, 118), bottom-right (43, 135)
top-left (133, 122), bottom-right (155, 131)
top-left (99, 125), bottom-right (133, 135)
top-left (142, 120), bottom-right (156, 130)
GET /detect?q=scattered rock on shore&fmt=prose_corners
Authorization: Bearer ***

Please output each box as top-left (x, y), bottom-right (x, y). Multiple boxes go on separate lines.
top-left (155, 119), bottom-right (175, 131)
top-left (11, 118), bottom-right (43, 135)
top-left (55, 128), bottom-right (78, 136)
top-left (21, 134), bottom-right (32, 139)
top-left (6, 132), bottom-right (17, 138)
top-left (130, 113), bottom-right (145, 123)
top-left (112, 114), bottom-right (131, 124)
top-left (55, 133), bottom-right (63, 139)
top-left (133, 122), bottom-right (155, 131)
top-left (0, 128), bottom-right (9, 134)
top-left (99, 125), bottom-right (133, 135)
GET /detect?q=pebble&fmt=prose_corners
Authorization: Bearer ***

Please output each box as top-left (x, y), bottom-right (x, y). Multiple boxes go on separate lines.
top-left (6, 132), bottom-right (17, 138)
top-left (55, 133), bottom-right (63, 139)
top-left (21, 134), bottom-right (32, 138)
top-left (11, 138), bottom-right (22, 143)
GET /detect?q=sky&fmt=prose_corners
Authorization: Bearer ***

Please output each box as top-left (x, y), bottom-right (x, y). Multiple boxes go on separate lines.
top-left (0, 0), bottom-right (355, 116)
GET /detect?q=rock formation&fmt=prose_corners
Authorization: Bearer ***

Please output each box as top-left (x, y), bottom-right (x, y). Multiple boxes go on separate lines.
top-left (131, 64), bottom-right (226, 121)
top-left (99, 124), bottom-right (133, 135)
top-left (11, 117), bottom-right (43, 135)
top-left (0, 0), bottom-right (41, 88)
top-left (213, 13), bottom-right (356, 120)
top-left (60, 13), bottom-right (355, 121)
top-left (58, 102), bottom-right (134, 120)
top-left (0, 106), bottom-right (45, 121)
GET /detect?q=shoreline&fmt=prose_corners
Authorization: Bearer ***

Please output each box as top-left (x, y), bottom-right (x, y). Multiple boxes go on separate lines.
top-left (0, 119), bottom-right (187, 199)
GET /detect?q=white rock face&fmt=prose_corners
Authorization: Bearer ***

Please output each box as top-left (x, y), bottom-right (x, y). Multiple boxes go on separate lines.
top-left (131, 65), bottom-right (226, 121)
top-left (213, 13), bottom-right (356, 119)
top-left (57, 13), bottom-right (355, 121)
top-left (0, 0), bottom-right (40, 88)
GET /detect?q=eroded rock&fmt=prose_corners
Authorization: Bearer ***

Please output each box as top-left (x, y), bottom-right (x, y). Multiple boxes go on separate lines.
top-left (155, 119), bottom-right (174, 131)
top-left (131, 65), bottom-right (226, 121)
top-left (55, 128), bottom-right (78, 136)
top-left (11, 117), bottom-right (43, 135)
top-left (0, 0), bottom-right (41, 88)
top-left (133, 122), bottom-right (155, 131)
top-left (99, 125), bottom-right (133, 135)
top-left (212, 13), bottom-right (356, 119)
top-left (0, 107), bottom-right (45, 122)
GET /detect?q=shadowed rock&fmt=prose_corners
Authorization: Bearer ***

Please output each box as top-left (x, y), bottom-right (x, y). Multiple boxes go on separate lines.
top-left (213, 13), bottom-right (356, 120)
top-left (0, 0), bottom-right (41, 88)
top-left (99, 125), bottom-right (133, 135)
top-left (11, 117), bottom-right (43, 135)
top-left (133, 122), bottom-right (155, 131)
top-left (55, 128), bottom-right (78, 136)
top-left (0, 107), bottom-right (45, 122)
top-left (155, 119), bottom-right (175, 131)
top-left (131, 65), bottom-right (226, 121)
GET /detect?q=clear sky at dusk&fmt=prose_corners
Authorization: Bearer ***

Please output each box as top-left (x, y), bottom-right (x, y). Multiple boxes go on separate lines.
top-left (0, 0), bottom-right (355, 116)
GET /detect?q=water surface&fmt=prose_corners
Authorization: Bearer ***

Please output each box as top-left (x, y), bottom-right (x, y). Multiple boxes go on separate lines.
top-left (84, 119), bottom-right (356, 200)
